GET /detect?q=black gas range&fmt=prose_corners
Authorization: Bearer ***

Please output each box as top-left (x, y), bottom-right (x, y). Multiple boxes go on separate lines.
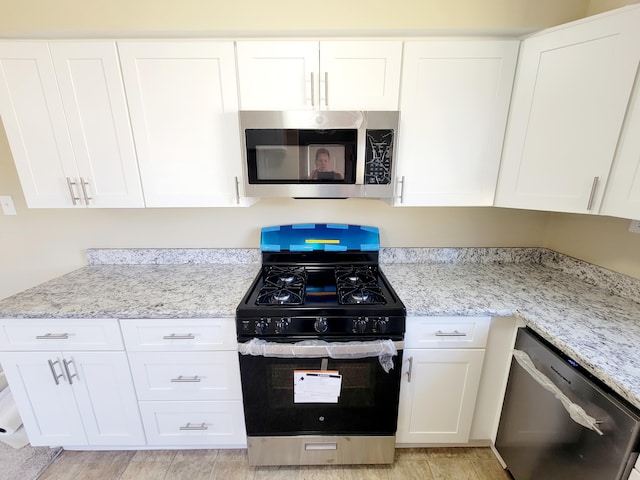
top-left (235, 224), bottom-right (406, 467)
top-left (236, 246), bottom-right (406, 340)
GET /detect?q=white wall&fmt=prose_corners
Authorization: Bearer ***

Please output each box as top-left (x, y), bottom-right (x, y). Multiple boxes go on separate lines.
top-left (2, 0), bottom-right (640, 301)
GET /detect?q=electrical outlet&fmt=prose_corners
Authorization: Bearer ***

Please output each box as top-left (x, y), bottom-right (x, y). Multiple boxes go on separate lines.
top-left (629, 220), bottom-right (640, 234)
top-left (0, 196), bottom-right (16, 215)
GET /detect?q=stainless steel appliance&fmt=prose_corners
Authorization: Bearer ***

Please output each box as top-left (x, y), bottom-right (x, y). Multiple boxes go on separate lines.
top-left (235, 223), bottom-right (405, 466)
top-left (239, 111), bottom-right (399, 199)
top-left (495, 327), bottom-right (640, 480)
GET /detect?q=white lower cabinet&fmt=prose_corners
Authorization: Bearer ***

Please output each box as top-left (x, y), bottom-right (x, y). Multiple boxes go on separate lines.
top-left (0, 350), bottom-right (144, 446)
top-left (139, 400), bottom-right (246, 446)
top-left (396, 317), bottom-right (489, 444)
top-left (120, 318), bottom-right (246, 447)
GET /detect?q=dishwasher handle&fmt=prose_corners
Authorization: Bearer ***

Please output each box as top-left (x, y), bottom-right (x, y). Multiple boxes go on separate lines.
top-left (513, 349), bottom-right (604, 435)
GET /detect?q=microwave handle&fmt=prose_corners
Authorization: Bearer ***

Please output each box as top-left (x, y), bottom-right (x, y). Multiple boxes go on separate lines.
top-left (311, 72), bottom-right (316, 107)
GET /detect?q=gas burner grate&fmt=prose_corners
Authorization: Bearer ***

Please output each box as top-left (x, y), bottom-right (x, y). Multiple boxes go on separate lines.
top-left (256, 266), bottom-right (307, 306)
top-left (263, 265), bottom-right (307, 289)
top-left (335, 265), bottom-right (386, 305)
top-left (256, 287), bottom-right (304, 306)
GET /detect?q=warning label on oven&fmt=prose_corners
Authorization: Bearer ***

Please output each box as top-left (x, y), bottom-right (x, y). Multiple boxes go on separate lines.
top-left (294, 370), bottom-right (342, 403)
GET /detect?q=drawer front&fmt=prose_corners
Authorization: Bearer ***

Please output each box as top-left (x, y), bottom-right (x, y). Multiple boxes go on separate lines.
top-left (120, 318), bottom-right (236, 351)
top-left (139, 400), bottom-right (247, 446)
top-left (0, 319), bottom-right (123, 351)
top-left (404, 316), bottom-right (491, 349)
top-left (128, 351), bottom-right (242, 401)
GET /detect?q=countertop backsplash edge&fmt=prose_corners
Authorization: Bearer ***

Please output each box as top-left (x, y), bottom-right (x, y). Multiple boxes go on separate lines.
top-left (86, 247), bottom-right (640, 304)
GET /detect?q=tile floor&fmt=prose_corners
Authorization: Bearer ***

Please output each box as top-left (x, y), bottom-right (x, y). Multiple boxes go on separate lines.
top-left (37, 447), bottom-right (512, 480)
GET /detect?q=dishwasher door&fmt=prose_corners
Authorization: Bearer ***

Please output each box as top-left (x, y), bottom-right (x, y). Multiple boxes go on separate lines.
top-left (495, 328), bottom-right (640, 480)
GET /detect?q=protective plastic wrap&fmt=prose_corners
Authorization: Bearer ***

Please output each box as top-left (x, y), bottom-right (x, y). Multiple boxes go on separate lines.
top-left (513, 349), bottom-right (603, 435)
top-left (238, 338), bottom-right (401, 373)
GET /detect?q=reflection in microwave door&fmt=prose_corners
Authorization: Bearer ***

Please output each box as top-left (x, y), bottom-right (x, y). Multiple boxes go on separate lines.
top-left (256, 145), bottom-right (301, 180)
top-left (307, 144), bottom-right (346, 180)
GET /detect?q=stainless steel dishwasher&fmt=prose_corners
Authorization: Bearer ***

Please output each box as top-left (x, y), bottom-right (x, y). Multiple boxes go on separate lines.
top-left (495, 327), bottom-right (640, 480)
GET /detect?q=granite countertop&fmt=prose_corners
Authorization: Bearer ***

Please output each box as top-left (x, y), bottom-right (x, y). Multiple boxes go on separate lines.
top-left (1, 247), bottom-right (640, 411)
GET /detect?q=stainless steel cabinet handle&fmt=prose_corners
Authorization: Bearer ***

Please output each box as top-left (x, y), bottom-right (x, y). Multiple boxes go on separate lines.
top-left (234, 176), bottom-right (240, 205)
top-left (171, 375), bottom-right (202, 383)
top-left (398, 176), bottom-right (406, 204)
top-left (435, 330), bottom-right (467, 337)
top-left (587, 176), bottom-right (599, 211)
top-left (36, 333), bottom-right (70, 340)
top-left (66, 177), bottom-right (80, 205)
top-left (406, 356), bottom-right (413, 383)
top-left (311, 72), bottom-right (316, 107)
top-left (324, 72), bottom-right (329, 107)
top-left (163, 333), bottom-right (195, 340)
top-left (62, 358), bottom-right (78, 385)
top-left (80, 177), bottom-right (92, 204)
top-left (179, 422), bottom-right (208, 431)
top-left (47, 359), bottom-right (65, 385)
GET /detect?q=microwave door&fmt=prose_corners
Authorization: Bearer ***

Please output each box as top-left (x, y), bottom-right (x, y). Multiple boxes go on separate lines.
top-left (256, 145), bottom-right (300, 180)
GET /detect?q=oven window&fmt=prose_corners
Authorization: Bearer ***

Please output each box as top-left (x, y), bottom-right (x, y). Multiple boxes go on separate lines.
top-left (239, 352), bottom-right (402, 436)
top-left (245, 129), bottom-right (357, 184)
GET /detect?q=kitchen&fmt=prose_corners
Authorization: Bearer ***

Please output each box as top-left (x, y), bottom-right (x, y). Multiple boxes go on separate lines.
top-left (1, 0), bottom-right (640, 479)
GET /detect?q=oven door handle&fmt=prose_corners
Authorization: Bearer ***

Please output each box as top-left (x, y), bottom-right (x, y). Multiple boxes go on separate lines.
top-left (238, 339), bottom-right (404, 358)
top-left (238, 339), bottom-right (403, 373)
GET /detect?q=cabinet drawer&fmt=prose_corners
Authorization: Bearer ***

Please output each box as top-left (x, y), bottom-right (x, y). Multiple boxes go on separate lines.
top-left (404, 316), bottom-right (491, 349)
top-left (128, 351), bottom-right (242, 401)
top-left (139, 400), bottom-right (246, 446)
top-left (120, 318), bottom-right (236, 351)
top-left (0, 319), bottom-right (123, 351)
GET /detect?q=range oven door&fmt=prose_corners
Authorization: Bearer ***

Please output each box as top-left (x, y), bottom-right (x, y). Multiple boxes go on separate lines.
top-left (238, 339), bottom-right (403, 437)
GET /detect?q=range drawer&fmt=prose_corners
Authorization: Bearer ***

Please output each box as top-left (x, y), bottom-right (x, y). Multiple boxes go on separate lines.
top-left (139, 400), bottom-right (247, 446)
top-left (0, 319), bottom-right (123, 351)
top-left (128, 351), bottom-right (242, 401)
top-left (120, 318), bottom-right (236, 351)
top-left (404, 316), bottom-right (491, 349)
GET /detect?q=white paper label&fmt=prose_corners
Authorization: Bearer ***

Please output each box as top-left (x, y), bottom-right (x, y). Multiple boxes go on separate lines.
top-left (294, 370), bottom-right (342, 403)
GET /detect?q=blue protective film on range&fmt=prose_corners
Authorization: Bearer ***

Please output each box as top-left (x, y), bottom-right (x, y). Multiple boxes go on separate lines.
top-left (260, 224), bottom-right (380, 252)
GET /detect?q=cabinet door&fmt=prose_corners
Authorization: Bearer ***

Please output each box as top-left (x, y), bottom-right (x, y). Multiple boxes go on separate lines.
top-left (396, 40), bottom-right (518, 206)
top-left (49, 42), bottom-right (144, 208)
top-left (0, 42), bottom-right (79, 208)
top-left (600, 73), bottom-right (640, 219)
top-left (319, 41), bottom-right (402, 110)
top-left (236, 41), bottom-right (318, 110)
top-left (128, 351), bottom-right (242, 401)
top-left (495, 6), bottom-right (640, 214)
top-left (69, 351), bottom-right (145, 445)
top-left (396, 348), bottom-right (485, 444)
top-left (0, 351), bottom-right (87, 446)
top-left (118, 41), bottom-right (246, 207)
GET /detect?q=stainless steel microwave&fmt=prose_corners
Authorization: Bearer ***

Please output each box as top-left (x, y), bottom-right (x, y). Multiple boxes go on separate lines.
top-left (240, 110), bottom-right (399, 199)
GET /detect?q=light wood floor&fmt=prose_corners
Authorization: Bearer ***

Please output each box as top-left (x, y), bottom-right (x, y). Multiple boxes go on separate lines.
top-left (37, 447), bottom-right (512, 480)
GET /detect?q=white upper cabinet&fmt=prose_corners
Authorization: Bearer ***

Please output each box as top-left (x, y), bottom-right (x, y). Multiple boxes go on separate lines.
top-left (118, 41), bottom-right (250, 207)
top-left (236, 40), bottom-right (402, 110)
top-left (600, 70), bottom-right (640, 219)
top-left (395, 40), bottom-right (518, 206)
top-left (0, 41), bottom-right (143, 208)
top-left (495, 6), bottom-right (640, 214)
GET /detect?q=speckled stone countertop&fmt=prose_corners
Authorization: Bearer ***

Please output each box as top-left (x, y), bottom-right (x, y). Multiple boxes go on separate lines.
top-left (1, 247), bottom-right (640, 411)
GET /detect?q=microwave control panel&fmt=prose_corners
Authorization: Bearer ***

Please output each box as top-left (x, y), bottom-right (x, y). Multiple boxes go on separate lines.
top-left (364, 130), bottom-right (394, 184)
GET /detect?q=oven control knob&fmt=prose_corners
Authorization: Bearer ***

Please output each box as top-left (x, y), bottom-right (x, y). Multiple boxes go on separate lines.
top-left (354, 317), bottom-right (369, 334)
top-left (275, 318), bottom-right (290, 334)
top-left (314, 317), bottom-right (328, 333)
top-left (376, 318), bottom-right (389, 334)
top-left (255, 320), bottom-right (269, 335)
